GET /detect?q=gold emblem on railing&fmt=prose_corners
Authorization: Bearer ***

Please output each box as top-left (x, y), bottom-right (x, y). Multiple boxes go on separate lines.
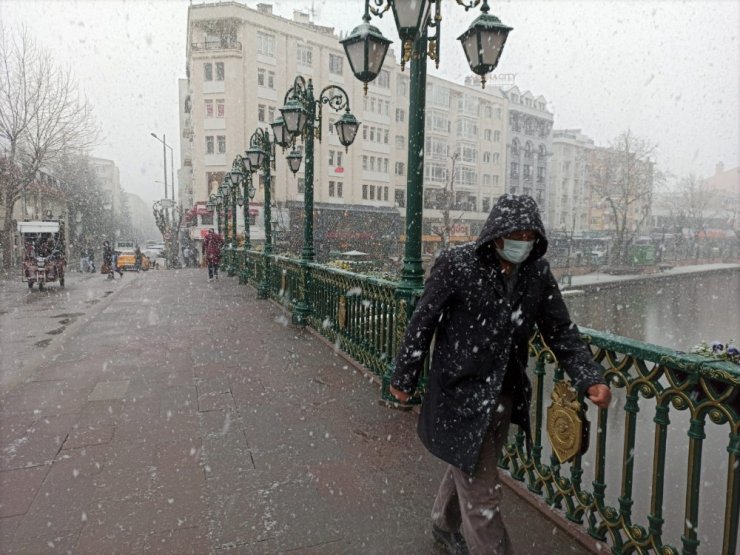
top-left (338, 296), bottom-right (347, 329)
top-left (547, 381), bottom-right (584, 464)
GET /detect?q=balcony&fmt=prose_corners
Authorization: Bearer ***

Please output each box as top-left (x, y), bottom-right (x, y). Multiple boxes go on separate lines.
top-left (191, 40), bottom-right (242, 53)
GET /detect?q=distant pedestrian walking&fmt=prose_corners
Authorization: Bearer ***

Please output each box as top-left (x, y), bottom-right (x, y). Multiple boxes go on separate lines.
top-left (102, 241), bottom-right (123, 279)
top-left (202, 229), bottom-right (223, 281)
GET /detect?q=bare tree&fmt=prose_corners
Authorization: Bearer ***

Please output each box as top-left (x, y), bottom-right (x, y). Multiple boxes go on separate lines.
top-left (433, 152), bottom-right (465, 251)
top-left (590, 130), bottom-right (659, 266)
top-left (0, 25), bottom-right (98, 268)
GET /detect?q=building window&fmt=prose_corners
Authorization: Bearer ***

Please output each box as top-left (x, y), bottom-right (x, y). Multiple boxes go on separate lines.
top-left (297, 178), bottom-right (305, 194)
top-left (397, 76), bottom-right (408, 97)
top-left (395, 108), bottom-right (405, 123)
top-left (395, 162), bottom-right (405, 176)
top-left (258, 104), bottom-right (265, 122)
top-left (362, 184), bottom-right (368, 199)
top-left (484, 129), bottom-right (492, 141)
top-left (377, 69), bottom-right (390, 88)
top-left (482, 197), bottom-right (491, 212)
top-left (483, 174), bottom-right (491, 186)
top-left (257, 68), bottom-right (265, 86)
top-left (494, 131), bottom-right (501, 142)
top-left (362, 156), bottom-right (368, 170)
top-left (493, 175), bottom-right (499, 186)
top-left (384, 158), bottom-right (389, 173)
top-left (268, 71), bottom-right (274, 89)
top-left (362, 127), bottom-right (367, 141)
top-left (329, 150), bottom-right (335, 166)
top-left (329, 180), bottom-right (335, 197)
top-left (268, 106), bottom-right (275, 123)
top-left (493, 153), bottom-right (500, 163)
top-left (384, 130), bottom-right (389, 144)
top-left (205, 99), bottom-right (213, 118)
top-left (337, 182), bottom-right (343, 198)
top-left (510, 162), bottom-right (518, 177)
top-left (297, 44), bottom-right (313, 66)
top-left (483, 152), bottom-right (491, 163)
top-left (257, 32), bottom-right (275, 56)
top-left (215, 62), bottom-right (224, 81)
top-left (369, 185), bottom-right (375, 200)
top-left (395, 189), bottom-right (405, 207)
top-left (204, 63), bottom-right (213, 81)
top-left (329, 53), bottom-right (343, 75)
top-left (384, 187), bottom-right (389, 201)
top-left (217, 135), bottom-right (226, 154)
top-left (336, 151), bottom-right (342, 167)
top-left (395, 135), bottom-right (405, 149)
top-left (206, 136), bottom-right (214, 154)
top-left (217, 99), bottom-right (225, 118)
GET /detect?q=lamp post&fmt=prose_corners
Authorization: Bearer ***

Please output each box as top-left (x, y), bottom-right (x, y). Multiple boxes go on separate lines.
top-left (228, 155), bottom-right (256, 284)
top-left (244, 127), bottom-right (276, 299)
top-left (278, 76), bottom-right (360, 325)
top-left (343, 0), bottom-right (511, 398)
top-left (150, 132), bottom-right (175, 206)
top-left (343, 0), bottom-right (511, 295)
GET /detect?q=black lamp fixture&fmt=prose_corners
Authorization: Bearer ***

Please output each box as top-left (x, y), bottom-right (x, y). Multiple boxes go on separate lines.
top-left (335, 111), bottom-right (361, 150)
top-left (270, 116), bottom-right (292, 149)
top-left (339, 6), bottom-right (392, 94)
top-left (390, 0), bottom-right (433, 69)
top-left (245, 145), bottom-right (265, 172)
top-left (279, 98), bottom-right (309, 136)
top-left (286, 149), bottom-right (303, 175)
top-left (228, 170), bottom-right (243, 185)
top-left (457, 0), bottom-right (513, 88)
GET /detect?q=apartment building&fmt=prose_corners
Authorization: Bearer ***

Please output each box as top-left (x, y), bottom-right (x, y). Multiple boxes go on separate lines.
top-left (183, 2), bottom-right (510, 258)
top-left (548, 129), bottom-right (595, 234)
top-left (89, 157), bottom-right (122, 219)
top-left (501, 86), bottom-right (553, 225)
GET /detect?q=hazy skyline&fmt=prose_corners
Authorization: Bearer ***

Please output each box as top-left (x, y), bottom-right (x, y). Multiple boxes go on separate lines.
top-left (1, 0), bottom-right (738, 204)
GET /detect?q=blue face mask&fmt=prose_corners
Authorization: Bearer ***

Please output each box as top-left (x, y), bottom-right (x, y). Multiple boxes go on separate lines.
top-left (496, 238), bottom-right (534, 264)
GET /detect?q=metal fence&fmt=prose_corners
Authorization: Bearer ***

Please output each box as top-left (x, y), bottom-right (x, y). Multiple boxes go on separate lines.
top-left (238, 251), bottom-right (738, 554)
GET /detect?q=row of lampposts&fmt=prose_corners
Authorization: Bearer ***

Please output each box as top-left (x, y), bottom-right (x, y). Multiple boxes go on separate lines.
top-left (206, 76), bottom-right (360, 322)
top-left (206, 0), bottom-right (510, 327)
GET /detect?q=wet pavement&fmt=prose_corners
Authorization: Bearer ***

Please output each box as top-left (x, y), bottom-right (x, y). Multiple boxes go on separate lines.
top-left (0, 269), bottom-right (597, 554)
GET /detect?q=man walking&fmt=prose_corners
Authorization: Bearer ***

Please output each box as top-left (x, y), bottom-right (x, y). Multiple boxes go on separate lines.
top-left (202, 228), bottom-right (223, 281)
top-left (389, 194), bottom-right (611, 555)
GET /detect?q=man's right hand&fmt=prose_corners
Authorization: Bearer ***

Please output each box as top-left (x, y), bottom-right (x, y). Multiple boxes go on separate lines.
top-left (389, 386), bottom-right (411, 403)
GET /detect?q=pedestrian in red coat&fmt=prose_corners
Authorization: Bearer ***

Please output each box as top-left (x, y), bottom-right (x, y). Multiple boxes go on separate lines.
top-left (202, 229), bottom-right (223, 280)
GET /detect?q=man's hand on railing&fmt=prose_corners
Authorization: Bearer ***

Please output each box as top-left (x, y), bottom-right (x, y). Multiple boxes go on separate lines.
top-left (587, 384), bottom-right (611, 409)
top-left (390, 386), bottom-right (412, 403)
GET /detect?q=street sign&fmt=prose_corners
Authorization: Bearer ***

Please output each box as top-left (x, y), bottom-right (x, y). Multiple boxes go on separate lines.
top-left (160, 199), bottom-right (175, 208)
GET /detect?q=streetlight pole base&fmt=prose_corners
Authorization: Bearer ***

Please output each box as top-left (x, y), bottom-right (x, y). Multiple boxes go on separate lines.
top-left (291, 302), bottom-right (310, 327)
top-left (257, 281), bottom-right (269, 299)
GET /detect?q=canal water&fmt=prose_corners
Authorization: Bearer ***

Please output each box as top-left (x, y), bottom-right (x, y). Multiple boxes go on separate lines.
top-left (531, 269), bottom-right (739, 552)
top-left (564, 269), bottom-right (740, 352)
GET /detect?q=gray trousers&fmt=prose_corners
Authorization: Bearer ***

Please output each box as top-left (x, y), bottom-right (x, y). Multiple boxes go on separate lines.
top-left (431, 396), bottom-right (514, 555)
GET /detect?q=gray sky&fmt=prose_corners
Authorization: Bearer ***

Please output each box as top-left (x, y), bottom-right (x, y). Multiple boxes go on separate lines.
top-left (1, 0), bottom-right (738, 204)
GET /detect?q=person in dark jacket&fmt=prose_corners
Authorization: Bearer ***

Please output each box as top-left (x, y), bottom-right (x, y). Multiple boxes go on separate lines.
top-left (389, 194), bottom-right (610, 555)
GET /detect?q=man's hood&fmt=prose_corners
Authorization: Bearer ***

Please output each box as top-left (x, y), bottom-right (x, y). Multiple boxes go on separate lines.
top-left (475, 194), bottom-right (548, 261)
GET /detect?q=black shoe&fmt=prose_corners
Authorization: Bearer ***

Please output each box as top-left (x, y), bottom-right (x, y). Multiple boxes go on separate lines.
top-left (432, 525), bottom-right (469, 555)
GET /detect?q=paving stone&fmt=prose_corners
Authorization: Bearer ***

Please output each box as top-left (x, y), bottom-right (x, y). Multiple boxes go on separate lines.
top-left (0, 465), bottom-right (48, 518)
top-left (0, 414), bottom-right (77, 471)
top-left (87, 379), bottom-right (130, 401)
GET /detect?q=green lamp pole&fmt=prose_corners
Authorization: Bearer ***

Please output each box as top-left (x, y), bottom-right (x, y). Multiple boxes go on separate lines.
top-left (278, 76), bottom-right (360, 325)
top-left (342, 0), bottom-right (512, 399)
top-left (213, 193), bottom-right (223, 236)
top-left (245, 127), bottom-right (276, 299)
top-left (228, 156), bottom-right (256, 284)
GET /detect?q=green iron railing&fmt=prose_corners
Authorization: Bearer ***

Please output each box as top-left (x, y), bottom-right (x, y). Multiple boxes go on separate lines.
top-left (234, 252), bottom-right (738, 554)
top-left (503, 328), bottom-right (739, 555)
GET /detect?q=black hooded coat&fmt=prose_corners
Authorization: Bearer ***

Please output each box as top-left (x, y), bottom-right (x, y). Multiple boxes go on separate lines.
top-left (390, 195), bottom-right (606, 475)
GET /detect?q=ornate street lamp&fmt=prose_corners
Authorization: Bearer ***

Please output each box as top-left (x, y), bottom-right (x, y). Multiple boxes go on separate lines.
top-left (339, 4), bottom-right (392, 94)
top-left (278, 75), bottom-right (360, 325)
top-left (286, 149), bottom-right (303, 175)
top-left (270, 115), bottom-right (293, 150)
top-left (246, 127), bottom-right (277, 299)
top-left (230, 154), bottom-right (258, 284)
top-left (458, 0), bottom-right (512, 88)
top-left (345, 0), bottom-right (512, 404)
